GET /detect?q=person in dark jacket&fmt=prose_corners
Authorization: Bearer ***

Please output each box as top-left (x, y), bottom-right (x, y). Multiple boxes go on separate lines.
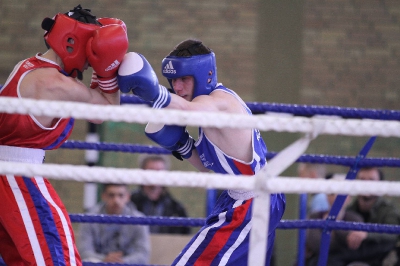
top-left (344, 167), bottom-right (400, 266)
top-left (131, 154), bottom-right (191, 234)
top-left (305, 174), bottom-right (364, 266)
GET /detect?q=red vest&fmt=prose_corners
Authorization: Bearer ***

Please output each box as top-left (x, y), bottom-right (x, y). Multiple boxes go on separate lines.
top-left (0, 54), bottom-right (74, 149)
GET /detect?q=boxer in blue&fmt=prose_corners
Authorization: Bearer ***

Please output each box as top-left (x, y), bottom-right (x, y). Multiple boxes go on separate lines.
top-left (117, 39), bottom-right (286, 266)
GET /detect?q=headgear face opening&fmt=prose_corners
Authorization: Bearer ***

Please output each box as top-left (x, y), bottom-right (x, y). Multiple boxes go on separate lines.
top-left (42, 6), bottom-right (100, 78)
top-left (161, 52), bottom-right (217, 99)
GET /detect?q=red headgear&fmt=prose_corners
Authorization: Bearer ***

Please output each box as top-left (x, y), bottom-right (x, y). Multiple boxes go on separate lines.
top-left (42, 7), bottom-right (100, 77)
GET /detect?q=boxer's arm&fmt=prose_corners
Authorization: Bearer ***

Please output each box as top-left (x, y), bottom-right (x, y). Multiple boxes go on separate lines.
top-left (20, 67), bottom-right (120, 124)
top-left (23, 68), bottom-right (119, 104)
top-left (168, 90), bottom-right (237, 114)
top-left (145, 123), bottom-right (195, 160)
top-left (145, 123), bottom-right (209, 171)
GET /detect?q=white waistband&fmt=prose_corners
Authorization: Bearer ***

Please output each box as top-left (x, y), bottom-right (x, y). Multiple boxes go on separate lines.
top-left (228, 189), bottom-right (255, 200)
top-left (0, 145), bottom-right (45, 164)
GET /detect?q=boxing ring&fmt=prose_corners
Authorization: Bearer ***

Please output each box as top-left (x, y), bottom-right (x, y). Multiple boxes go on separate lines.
top-left (0, 95), bottom-right (400, 266)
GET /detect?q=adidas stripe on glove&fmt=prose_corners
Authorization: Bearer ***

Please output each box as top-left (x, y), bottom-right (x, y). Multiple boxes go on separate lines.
top-left (145, 123), bottom-right (195, 160)
top-left (117, 52), bottom-right (171, 108)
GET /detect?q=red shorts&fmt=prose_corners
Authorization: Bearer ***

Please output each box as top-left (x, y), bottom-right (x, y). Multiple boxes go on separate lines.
top-left (0, 175), bottom-right (81, 266)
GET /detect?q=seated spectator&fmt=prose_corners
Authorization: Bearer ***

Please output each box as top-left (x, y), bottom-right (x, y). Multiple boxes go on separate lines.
top-left (297, 163), bottom-right (330, 214)
top-left (305, 173), bottom-right (364, 266)
top-left (131, 154), bottom-right (191, 235)
top-left (78, 183), bottom-right (150, 264)
top-left (343, 167), bottom-right (400, 266)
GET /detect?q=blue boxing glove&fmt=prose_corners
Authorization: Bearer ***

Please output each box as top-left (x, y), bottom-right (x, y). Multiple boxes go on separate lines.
top-left (117, 52), bottom-right (171, 108)
top-left (145, 123), bottom-right (195, 160)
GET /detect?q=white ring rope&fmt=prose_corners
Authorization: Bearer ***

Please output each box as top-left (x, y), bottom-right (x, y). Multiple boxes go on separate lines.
top-left (2, 96), bottom-right (400, 266)
top-left (1, 161), bottom-right (400, 197)
top-left (0, 161), bottom-right (253, 190)
top-left (1, 97), bottom-right (400, 137)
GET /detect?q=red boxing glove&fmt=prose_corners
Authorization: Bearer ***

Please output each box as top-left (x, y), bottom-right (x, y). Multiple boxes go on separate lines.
top-left (90, 70), bottom-right (98, 89)
top-left (90, 69), bottom-right (119, 93)
top-left (97, 76), bottom-right (119, 93)
top-left (97, 17), bottom-right (127, 32)
top-left (86, 21), bottom-right (128, 93)
top-left (86, 23), bottom-right (129, 78)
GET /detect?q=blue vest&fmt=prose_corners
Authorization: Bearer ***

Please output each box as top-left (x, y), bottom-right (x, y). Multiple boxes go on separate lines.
top-left (195, 85), bottom-right (267, 175)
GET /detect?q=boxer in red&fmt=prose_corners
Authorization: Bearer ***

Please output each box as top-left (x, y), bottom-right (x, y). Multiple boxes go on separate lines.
top-left (0, 5), bottom-right (128, 265)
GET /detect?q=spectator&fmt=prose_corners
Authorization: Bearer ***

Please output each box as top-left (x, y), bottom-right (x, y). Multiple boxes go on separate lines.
top-left (343, 167), bottom-right (400, 266)
top-left (305, 173), bottom-right (364, 266)
top-left (131, 154), bottom-right (191, 234)
top-left (298, 163), bottom-right (330, 213)
top-left (78, 183), bottom-right (150, 264)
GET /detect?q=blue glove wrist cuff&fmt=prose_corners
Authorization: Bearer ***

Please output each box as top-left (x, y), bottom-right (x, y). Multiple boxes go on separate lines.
top-left (152, 85), bottom-right (171, 109)
top-left (176, 136), bottom-right (195, 159)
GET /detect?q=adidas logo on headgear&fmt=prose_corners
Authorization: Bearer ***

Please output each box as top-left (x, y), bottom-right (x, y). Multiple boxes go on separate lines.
top-left (163, 61), bottom-right (176, 74)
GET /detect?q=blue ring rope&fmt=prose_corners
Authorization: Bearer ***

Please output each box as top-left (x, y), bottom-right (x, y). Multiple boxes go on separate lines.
top-left (68, 214), bottom-right (400, 235)
top-left (60, 140), bottom-right (400, 168)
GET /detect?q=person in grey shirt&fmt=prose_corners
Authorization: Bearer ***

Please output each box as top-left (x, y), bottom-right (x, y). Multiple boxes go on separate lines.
top-left (78, 183), bottom-right (150, 264)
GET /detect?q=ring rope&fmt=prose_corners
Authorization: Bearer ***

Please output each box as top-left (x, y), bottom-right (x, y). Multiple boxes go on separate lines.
top-left (70, 214), bottom-right (205, 226)
top-left (61, 140), bottom-right (400, 167)
top-left (82, 263), bottom-right (163, 266)
top-left (120, 94), bottom-right (400, 121)
top-left (279, 220), bottom-right (400, 234)
top-left (0, 161), bottom-right (254, 190)
top-left (1, 97), bottom-right (400, 137)
top-left (1, 96), bottom-right (400, 265)
top-left (62, 141), bottom-right (170, 154)
top-left (1, 161), bottom-right (400, 196)
top-left (68, 214), bottom-right (400, 235)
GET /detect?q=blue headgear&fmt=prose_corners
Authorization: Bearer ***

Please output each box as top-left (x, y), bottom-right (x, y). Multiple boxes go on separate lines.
top-left (161, 52), bottom-right (217, 98)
